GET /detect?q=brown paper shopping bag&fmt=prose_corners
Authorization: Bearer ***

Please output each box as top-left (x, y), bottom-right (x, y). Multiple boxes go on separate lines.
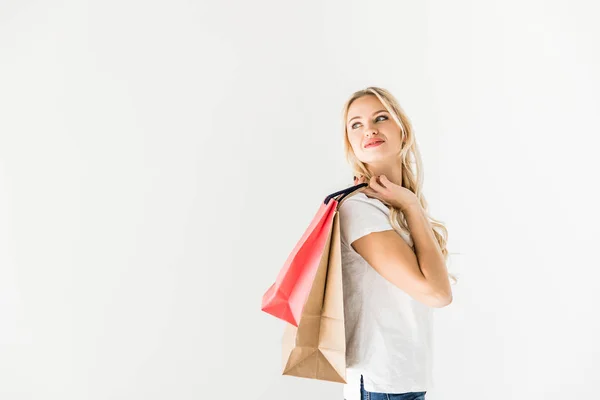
top-left (280, 183), bottom-right (367, 384)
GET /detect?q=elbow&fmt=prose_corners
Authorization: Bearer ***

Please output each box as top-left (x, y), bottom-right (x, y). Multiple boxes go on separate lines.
top-left (430, 291), bottom-right (453, 308)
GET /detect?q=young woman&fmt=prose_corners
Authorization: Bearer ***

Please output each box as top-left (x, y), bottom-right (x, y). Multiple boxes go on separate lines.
top-left (338, 87), bottom-right (457, 400)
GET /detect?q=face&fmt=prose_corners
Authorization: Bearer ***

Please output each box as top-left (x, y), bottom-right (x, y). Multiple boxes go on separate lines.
top-left (346, 95), bottom-right (402, 166)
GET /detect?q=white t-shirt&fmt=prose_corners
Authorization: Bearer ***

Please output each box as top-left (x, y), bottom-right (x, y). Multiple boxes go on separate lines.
top-left (338, 192), bottom-right (434, 400)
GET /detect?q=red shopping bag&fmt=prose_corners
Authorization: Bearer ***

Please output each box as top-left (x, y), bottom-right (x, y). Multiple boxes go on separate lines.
top-left (261, 183), bottom-right (368, 327)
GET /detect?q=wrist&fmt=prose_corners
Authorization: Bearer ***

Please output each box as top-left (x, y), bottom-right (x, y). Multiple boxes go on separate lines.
top-left (400, 200), bottom-right (422, 214)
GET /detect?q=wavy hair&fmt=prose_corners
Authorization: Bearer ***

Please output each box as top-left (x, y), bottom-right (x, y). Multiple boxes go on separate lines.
top-left (341, 86), bottom-right (458, 285)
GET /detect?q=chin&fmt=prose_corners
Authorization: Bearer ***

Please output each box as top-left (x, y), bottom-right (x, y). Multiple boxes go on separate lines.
top-left (361, 152), bottom-right (392, 164)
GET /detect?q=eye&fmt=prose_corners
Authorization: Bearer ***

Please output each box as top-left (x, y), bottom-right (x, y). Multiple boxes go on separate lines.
top-left (350, 114), bottom-right (388, 130)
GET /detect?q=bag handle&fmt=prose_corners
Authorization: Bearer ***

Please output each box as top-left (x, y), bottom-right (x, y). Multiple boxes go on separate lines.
top-left (324, 183), bottom-right (368, 205)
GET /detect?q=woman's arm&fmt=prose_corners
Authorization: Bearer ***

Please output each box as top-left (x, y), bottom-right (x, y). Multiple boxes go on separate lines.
top-left (352, 229), bottom-right (450, 308)
top-left (350, 174), bottom-right (453, 307)
top-left (403, 203), bottom-right (453, 306)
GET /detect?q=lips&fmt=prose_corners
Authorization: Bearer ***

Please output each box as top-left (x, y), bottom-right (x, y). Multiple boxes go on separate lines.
top-left (364, 140), bottom-right (385, 148)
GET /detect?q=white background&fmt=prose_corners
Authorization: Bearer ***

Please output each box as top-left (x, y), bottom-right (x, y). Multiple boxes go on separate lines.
top-left (1, 1), bottom-right (599, 399)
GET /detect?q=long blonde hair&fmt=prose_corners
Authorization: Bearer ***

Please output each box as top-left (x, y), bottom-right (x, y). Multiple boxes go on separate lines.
top-left (342, 86), bottom-right (458, 285)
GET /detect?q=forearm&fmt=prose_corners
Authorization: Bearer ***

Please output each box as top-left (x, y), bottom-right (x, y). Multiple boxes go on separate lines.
top-left (403, 203), bottom-right (452, 301)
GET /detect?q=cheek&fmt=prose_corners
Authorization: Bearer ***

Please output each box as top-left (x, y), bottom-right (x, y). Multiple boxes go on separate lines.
top-left (350, 138), bottom-right (363, 154)
top-left (348, 133), bottom-right (361, 150)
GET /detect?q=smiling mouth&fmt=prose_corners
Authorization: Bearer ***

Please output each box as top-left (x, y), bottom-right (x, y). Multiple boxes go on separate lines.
top-left (365, 141), bottom-right (384, 148)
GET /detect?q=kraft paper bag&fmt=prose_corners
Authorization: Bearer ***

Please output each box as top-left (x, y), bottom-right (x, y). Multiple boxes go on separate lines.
top-left (280, 183), bottom-right (367, 384)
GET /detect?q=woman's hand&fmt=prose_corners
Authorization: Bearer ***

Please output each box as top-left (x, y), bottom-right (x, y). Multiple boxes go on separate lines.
top-left (354, 175), bottom-right (420, 212)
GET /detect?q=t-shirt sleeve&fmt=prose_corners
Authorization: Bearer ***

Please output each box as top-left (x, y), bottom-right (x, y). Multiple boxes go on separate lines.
top-left (338, 194), bottom-right (395, 247)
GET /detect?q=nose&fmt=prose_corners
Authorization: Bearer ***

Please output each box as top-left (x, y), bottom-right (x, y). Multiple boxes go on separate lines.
top-left (362, 120), bottom-right (379, 135)
top-left (365, 129), bottom-right (379, 138)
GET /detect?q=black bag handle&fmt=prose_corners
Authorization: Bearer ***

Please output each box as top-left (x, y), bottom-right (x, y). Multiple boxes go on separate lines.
top-left (324, 183), bottom-right (368, 205)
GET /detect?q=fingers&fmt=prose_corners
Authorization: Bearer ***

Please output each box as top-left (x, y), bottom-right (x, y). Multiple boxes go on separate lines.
top-left (354, 175), bottom-right (387, 191)
top-left (356, 177), bottom-right (374, 197)
top-left (355, 175), bottom-right (367, 185)
top-left (379, 175), bottom-right (389, 186)
top-left (369, 175), bottom-right (386, 191)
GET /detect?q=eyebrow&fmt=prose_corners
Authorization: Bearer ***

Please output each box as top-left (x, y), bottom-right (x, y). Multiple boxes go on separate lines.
top-left (347, 109), bottom-right (388, 124)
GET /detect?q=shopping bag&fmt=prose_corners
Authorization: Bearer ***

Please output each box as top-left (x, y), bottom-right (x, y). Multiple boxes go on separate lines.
top-left (261, 182), bottom-right (367, 327)
top-left (280, 183), bottom-right (367, 383)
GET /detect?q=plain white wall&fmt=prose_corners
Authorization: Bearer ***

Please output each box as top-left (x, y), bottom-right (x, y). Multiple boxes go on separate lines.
top-left (1, 0), bottom-right (598, 399)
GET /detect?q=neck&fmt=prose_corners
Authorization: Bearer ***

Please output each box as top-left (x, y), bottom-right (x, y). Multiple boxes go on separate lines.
top-left (366, 163), bottom-right (403, 187)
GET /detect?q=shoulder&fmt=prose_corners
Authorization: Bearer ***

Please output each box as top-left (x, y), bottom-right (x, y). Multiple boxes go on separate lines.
top-left (338, 192), bottom-right (390, 216)
top-left (338, 192), bottom-right (394, 247)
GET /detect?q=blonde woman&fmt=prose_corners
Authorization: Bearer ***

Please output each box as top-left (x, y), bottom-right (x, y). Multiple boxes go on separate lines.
top-left (338, 87), bottom-right (457, 400)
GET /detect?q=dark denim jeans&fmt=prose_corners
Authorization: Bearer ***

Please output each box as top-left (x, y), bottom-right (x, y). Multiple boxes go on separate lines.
top-left (360, 375), bottom-right (427, 400)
